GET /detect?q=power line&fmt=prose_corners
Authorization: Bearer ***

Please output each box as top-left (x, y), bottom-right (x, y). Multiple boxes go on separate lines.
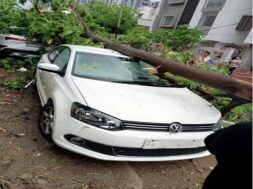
top-left (200, 23), bottom-right (239, 31)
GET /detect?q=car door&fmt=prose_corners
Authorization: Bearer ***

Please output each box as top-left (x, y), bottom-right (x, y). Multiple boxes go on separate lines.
top-left (37, 46), bottom-right (71, 105)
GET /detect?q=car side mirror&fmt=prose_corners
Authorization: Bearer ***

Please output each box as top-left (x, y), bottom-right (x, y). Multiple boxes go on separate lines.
top-left (38, 63), bottom-right (63, 75)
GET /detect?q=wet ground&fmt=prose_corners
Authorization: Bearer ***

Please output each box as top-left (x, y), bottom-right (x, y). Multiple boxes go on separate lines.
top-left (0, 86), bottom-right (216, 189)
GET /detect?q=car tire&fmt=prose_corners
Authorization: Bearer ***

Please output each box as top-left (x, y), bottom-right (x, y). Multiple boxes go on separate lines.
top-left (39, 102), bottom-right (54, 141)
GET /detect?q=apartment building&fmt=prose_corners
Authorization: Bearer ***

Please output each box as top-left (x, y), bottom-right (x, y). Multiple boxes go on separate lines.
top-left (189, 0), bottom-right (252, 67)
top-left (151, 0), bottom-right (200, 30)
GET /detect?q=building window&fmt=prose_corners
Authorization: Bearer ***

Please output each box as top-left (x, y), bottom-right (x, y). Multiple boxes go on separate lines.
top-left (202, 15), bottom-right (217, 26)
top-left (202, 0), bottom-right (226, 12)
top-left (162, 16), bottom-right (175, 26)
top-left (236, 16), bottom-right (252, 31)
top-left (205, 0), bottom-right (226, 8)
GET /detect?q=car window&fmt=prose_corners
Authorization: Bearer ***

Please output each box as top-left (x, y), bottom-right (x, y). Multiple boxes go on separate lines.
top-left (48, 47), bottom-right (64, 62)
top-left (52, 48), bottom-right (71, 70)
top-left (72, 52), bottom-right (172, 87)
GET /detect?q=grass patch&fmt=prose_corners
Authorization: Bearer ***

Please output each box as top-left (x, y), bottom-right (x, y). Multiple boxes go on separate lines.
top-left (224, 103), bottom-right (252, 123)
top-left (0, 76), bottom-right (31, 90)
top-left (0, 57), bottom-right (39, 72)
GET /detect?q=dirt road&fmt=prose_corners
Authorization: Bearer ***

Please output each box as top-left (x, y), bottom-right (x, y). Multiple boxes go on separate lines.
top-left (0, 89), bottom-right (216, 189)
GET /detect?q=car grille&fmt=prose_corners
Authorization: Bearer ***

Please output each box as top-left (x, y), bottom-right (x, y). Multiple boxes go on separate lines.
top-left (113, 146), bottom-right (206, 157)
top-left (123, 121), bottom-right (214, 132)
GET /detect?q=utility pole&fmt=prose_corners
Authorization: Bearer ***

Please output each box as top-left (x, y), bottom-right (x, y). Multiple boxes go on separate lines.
top-left (115, 9), bottom-right (123, 39)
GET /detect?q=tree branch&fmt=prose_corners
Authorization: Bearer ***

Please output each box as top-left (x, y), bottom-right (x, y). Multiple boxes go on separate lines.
top-left (221, 98), bottom-right (248, 117)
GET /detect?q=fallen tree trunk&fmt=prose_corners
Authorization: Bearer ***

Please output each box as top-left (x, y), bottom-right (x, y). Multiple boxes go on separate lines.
top-left (71, 5), bottom-right (252, 101)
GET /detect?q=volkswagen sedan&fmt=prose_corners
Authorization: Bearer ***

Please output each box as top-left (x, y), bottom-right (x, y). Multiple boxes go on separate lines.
top-left (36, 45), bottom-right (222, 161)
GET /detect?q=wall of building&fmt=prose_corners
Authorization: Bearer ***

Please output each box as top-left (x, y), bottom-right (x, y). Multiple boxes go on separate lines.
top-left (138, 18), bottom-right (153, 27)
top-left (190, 0), bottom-right (252, 67)
top-left (204, 0), bottom-right (252, 45)
top-left (240, 46), bottom-right (252, 68)
top-left (177, 0), bottom-right (200, 25)
top-left (189, 0), bottom-right (206, 27)
top-left (151, 0), bottom-right (187, 30)
top-left (190, 0), bottom-right (252, 45)
top-left (244, 29), bottom-right (252, 44)
top-left (137, 2), bottom-right (158, 28)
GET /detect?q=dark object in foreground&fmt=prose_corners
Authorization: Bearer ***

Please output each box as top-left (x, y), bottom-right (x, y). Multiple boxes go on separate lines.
top-left (202, 122), bottom-right (252, 189)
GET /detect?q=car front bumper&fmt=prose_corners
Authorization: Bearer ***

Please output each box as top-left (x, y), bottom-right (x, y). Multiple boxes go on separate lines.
top-left (52, 109), bottom-right (212, 161)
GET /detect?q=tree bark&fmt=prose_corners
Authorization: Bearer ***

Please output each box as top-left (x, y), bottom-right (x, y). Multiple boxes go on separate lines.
top-left (71, 5), bottom-right (252, 101)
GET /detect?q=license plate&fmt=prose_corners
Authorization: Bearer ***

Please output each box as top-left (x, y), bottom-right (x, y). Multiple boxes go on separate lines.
top-left (143, 139), bottom-right (204, 149)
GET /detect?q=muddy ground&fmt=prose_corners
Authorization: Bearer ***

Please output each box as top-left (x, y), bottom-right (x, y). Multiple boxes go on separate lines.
top-left (0, 86), bottom-right (216, 189)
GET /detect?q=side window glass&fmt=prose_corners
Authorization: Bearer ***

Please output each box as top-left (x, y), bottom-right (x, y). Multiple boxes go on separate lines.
top-left (48, 47), bottom-right (63, 62)
top-left (52, 48), bottom-right (71, 70)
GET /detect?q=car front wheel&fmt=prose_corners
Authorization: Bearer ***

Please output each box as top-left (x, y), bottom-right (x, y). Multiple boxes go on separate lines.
top-left (39, 102), bottom-right (54, 141)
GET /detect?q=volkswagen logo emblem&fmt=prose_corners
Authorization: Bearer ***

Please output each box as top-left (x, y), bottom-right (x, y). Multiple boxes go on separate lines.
top-left (169, 123), bottom-right (183, 133)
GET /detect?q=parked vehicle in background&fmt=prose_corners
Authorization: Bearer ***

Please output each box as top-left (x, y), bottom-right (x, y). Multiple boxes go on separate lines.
top-left (0, 27), bottom-right (41, 58)
top-left (35, 45), bottom-right (222, 161)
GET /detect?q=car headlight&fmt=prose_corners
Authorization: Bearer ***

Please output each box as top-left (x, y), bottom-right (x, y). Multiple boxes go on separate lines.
top-left (213, 119), bottom-right (223, 131)
top-left (71, 102), bottom-right (123, 131)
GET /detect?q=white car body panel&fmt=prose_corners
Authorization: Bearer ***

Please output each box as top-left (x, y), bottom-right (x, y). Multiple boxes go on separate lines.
top-left (36, 45), bottom-right (221, 161)
top-left (0, 34), bottom-right (40, 57)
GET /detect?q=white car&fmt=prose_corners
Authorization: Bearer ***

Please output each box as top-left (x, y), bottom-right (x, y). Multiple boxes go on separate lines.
top-left (0, 33), bottom-right (40, 58)
top-left (36, 45), bottom-right (221, 161)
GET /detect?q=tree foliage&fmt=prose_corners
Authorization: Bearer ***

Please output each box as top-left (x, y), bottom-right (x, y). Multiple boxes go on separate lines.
top-left (119, 25), bottom-right (203, 51)
top-left (79, 1), bottom-right (138, 34)
top-left (120, 26), bottom-right (150, 49)
top-left (1, 0), bottom-right (199, 50)
top-left (0, 0), bottom-right (25, 32)
top-left (153, 26), bottom-right (204, 51)
top-left (0, 0), bottom-right (138, 46)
